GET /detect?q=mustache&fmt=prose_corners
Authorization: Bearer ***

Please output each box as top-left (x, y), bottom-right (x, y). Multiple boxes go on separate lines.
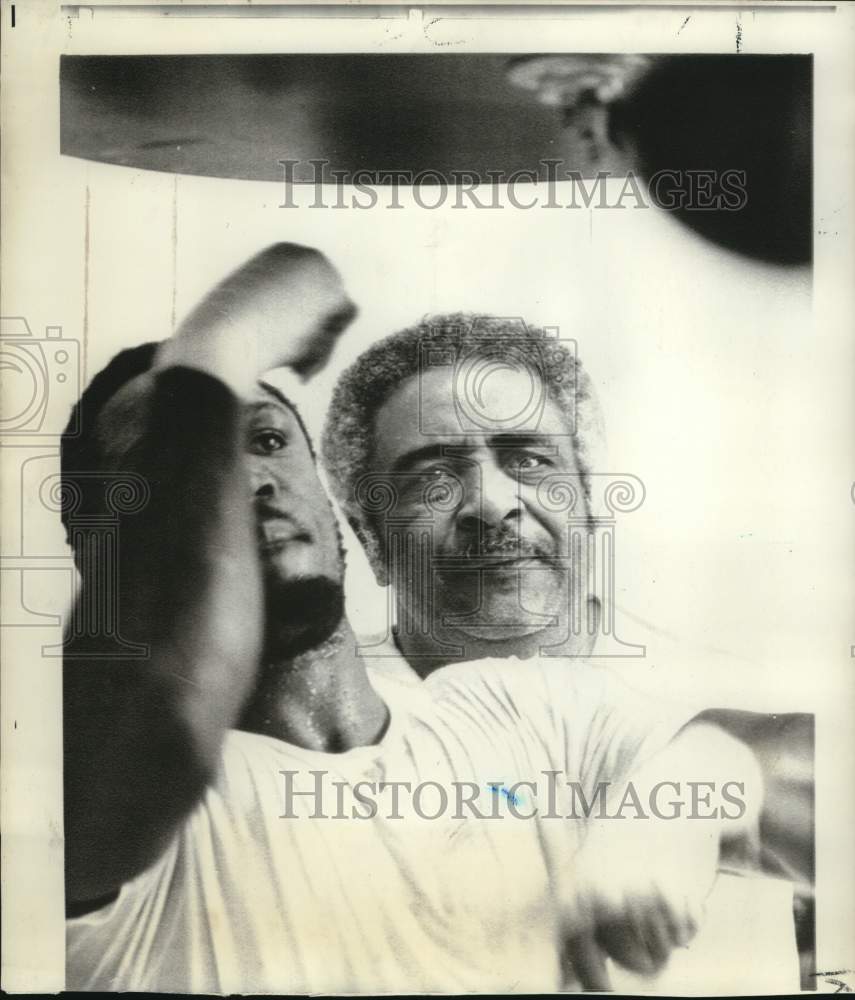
top-left (442, 526), bottom-right (557, 563)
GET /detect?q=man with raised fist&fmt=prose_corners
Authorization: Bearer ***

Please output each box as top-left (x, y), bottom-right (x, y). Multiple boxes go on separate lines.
top-left (62, 245), bottom-right (762, 994)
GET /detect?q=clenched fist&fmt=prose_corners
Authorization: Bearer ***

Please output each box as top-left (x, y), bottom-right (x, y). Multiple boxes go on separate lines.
top-left (157, 243), bottom-right (357, 395)
top-left (564, 810), bottom-right (718, 988)
top-left (561, 721), bottom-right (763, 990)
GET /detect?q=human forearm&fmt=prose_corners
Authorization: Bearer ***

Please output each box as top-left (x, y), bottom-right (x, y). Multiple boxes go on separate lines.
top-left (64, 367), bottom-right (261, 900)
top-left (112, 367), bottom-right (262, 743)
top-left (64, 243), bottom-right (356, 902)
top-left (629, 720), bottom-right (765, 843)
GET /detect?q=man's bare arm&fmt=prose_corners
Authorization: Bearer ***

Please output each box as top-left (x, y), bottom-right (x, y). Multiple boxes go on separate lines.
top-left (64, 244), bottom-right (355, 904)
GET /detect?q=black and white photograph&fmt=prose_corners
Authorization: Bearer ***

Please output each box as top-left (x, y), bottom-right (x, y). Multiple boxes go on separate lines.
top-left (1, 1), bottom-right (853, 995)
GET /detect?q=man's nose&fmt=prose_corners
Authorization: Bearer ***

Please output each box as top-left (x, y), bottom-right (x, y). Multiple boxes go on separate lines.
top-left (455, 464), bottom-right (521, 537)
top-left (251, 462), bottom-right (285, 500)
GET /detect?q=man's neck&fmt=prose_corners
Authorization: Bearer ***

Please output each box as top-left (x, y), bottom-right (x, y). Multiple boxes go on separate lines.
top-left (240, 619), bottom-right (389, 753)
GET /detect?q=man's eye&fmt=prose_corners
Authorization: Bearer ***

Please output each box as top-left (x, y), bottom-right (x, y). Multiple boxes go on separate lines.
top-left (251, 430), bottom-right (288, 454)
top-left (403, 466), bottom-right (458, 500)
top-left (512, 454), bottom-right (552, 473)
top-left (420, 465), bottom-right (457, 483)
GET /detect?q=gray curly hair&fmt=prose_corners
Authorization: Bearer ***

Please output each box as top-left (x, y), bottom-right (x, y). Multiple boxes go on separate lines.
top-left (322, 312), bottom-right (603, 575)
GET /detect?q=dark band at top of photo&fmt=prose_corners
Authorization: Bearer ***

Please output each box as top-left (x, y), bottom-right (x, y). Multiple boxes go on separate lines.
top-left (60, 53), bottom-right (812, 265)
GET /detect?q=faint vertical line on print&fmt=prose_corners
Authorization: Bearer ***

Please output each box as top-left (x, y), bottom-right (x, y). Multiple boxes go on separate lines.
top-left (171, 174), bottom-right (179, 332)
top-left (83, 182), bottom-right (90, 384)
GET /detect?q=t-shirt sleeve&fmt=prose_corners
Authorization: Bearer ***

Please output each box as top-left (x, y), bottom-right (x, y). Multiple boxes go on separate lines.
top-left (534, 659), bottom-right (702, 791)
top-left (425, 656), bottom-right (701, 793)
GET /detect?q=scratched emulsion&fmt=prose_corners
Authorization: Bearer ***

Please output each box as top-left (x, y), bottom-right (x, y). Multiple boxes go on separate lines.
top-left (82, 183), bottom-right (90, 384)
top-left (171, 176), bottom-right (179, 332)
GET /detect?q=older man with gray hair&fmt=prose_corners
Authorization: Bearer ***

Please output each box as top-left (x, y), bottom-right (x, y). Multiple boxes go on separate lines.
top-left (322, 311), bottom-right (814, 988)
top-left (323, 312), bottom-right (608, 675)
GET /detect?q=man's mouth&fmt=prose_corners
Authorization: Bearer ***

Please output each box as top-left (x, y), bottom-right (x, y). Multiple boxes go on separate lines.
top-left (435, 542), bottom-right (559, 574)
top-left (257, 517), bottom-right (311, 551)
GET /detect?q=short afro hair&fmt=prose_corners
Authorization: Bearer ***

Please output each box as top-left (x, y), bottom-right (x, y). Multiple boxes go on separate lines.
top-left (321, 312), bottom-right (602, 573)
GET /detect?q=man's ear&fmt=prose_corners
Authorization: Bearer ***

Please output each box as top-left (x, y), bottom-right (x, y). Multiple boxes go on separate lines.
top-left (348, 516), bottom-right (389, 587)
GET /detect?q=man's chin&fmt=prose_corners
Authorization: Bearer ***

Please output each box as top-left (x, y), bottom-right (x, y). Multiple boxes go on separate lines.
top-left (263, 576), bottom-right (345, 659)
top-left (437, 576), bottom-right (566, 640)
top-left (450, 623), bottom-right (551, 642)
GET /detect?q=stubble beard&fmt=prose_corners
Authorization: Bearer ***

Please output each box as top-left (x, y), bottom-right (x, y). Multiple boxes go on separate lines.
top-left (262, 575), bottom-right (346, 661)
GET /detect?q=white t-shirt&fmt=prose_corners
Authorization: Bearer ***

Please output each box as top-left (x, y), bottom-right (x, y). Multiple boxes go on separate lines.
top-left (66, 657), bottom-right (693, 994)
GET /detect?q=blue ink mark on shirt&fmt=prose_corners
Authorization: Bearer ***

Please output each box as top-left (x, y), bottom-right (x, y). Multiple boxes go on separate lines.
top-left (488, 783), bottom-right (521, 807)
